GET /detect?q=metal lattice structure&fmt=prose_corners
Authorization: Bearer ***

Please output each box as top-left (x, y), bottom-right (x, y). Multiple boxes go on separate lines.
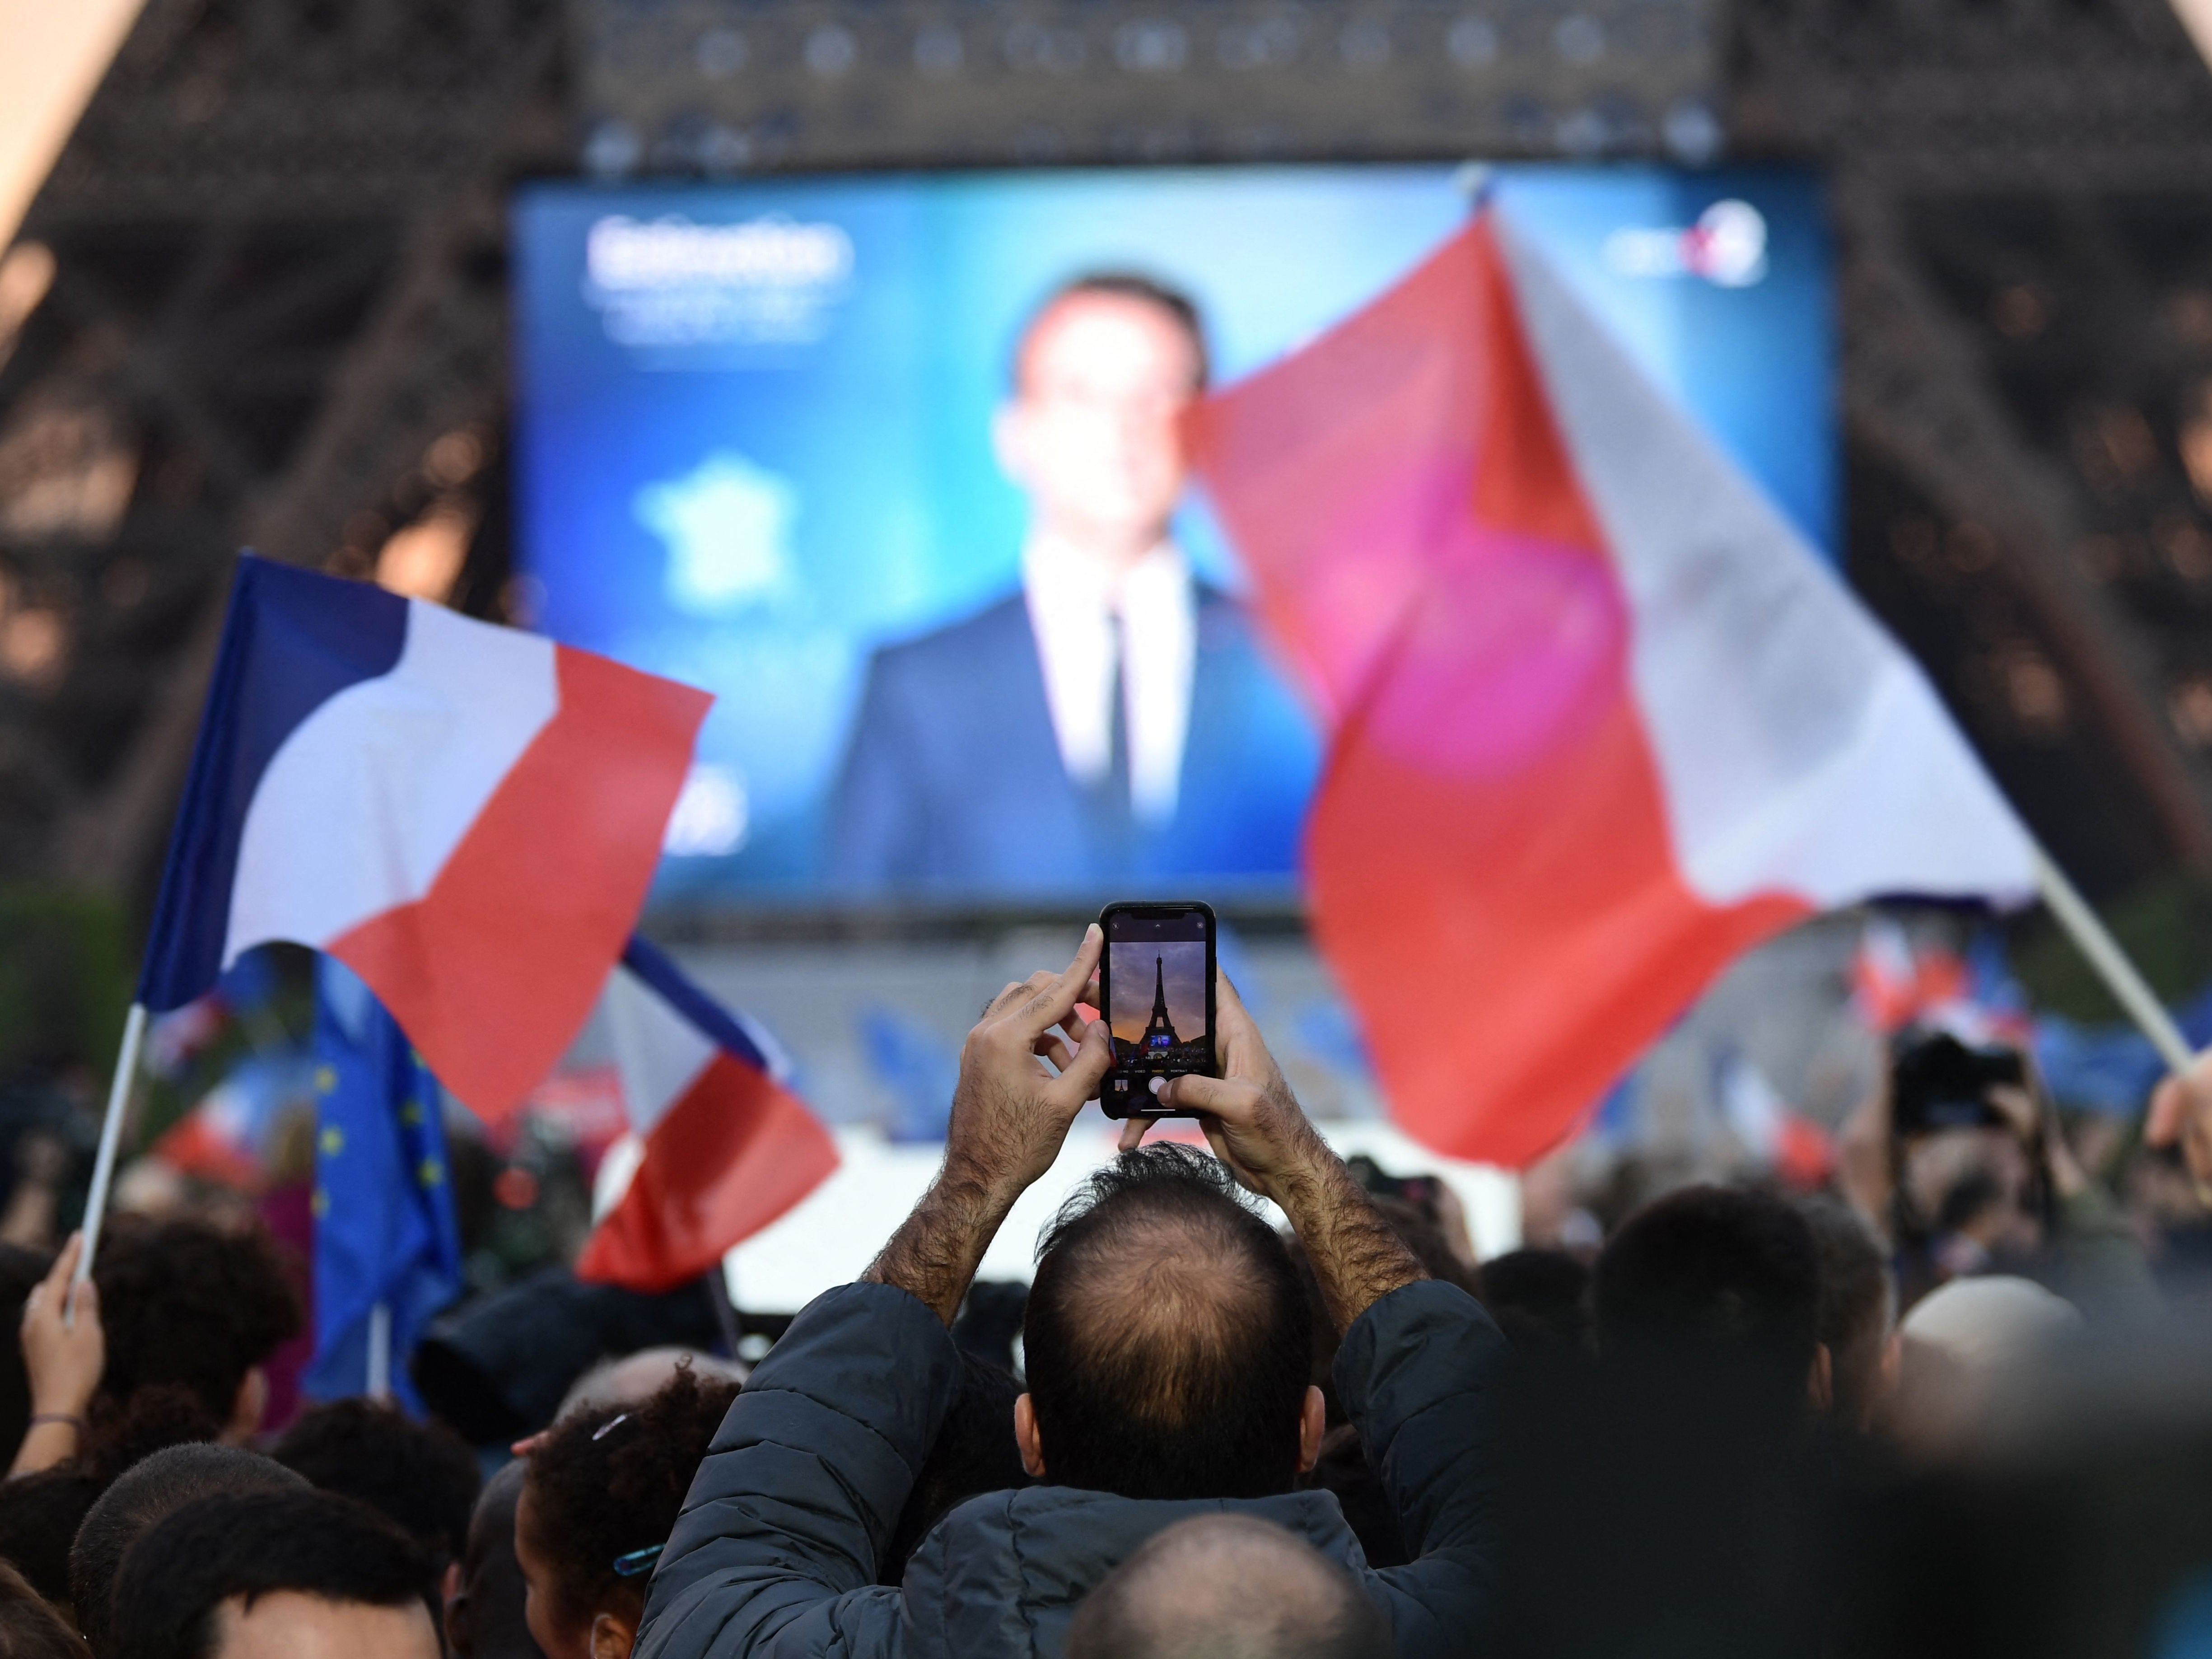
top-left (569, 0), bottom-right (1724, 169)
top-left (6, 0), bottom-right (2212, 911)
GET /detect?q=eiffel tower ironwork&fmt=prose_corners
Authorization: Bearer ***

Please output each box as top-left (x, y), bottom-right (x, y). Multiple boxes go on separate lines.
top-left (1140, 956), bottom-right (1180, 1051)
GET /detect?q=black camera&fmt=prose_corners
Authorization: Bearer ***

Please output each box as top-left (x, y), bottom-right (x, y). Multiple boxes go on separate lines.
top-left (1890, 1030), bottom-right (2026, 1137)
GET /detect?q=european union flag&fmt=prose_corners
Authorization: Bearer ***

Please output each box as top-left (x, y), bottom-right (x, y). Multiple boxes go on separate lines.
top-left (304, 956), bottom-right (463, 1412)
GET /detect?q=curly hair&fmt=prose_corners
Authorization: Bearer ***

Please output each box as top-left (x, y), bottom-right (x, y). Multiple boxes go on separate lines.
top-left (522, 1364), bottom-right (739, 1633)
top-left (92, 1215), bottom-right (301, 1425)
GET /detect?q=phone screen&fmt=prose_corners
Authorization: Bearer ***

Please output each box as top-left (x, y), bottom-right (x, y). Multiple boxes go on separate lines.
top-left (1099, 902), bottom-right (1218, 1117)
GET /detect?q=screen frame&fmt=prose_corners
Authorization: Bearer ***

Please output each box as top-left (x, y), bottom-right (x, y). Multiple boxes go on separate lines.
top-left (1097, 899), bottom-right (1219, 1117)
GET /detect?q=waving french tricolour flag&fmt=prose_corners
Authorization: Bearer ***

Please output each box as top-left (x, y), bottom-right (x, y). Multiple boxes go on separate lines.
top-left (138, 557), bottom-right (711, 1122)
top-left (577, 936), bottom-right (839, 1294)
top-left (1190, 211), bottom-right (2038, 1167)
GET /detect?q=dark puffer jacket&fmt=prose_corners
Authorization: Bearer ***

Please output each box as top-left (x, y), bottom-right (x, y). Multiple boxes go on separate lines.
top-left (636, 1277), bottom-right (1507, 1659)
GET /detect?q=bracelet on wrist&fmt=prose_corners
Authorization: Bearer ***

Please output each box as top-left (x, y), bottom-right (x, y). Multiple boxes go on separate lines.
top-left (26, 1413), bottom-right (84, 1434)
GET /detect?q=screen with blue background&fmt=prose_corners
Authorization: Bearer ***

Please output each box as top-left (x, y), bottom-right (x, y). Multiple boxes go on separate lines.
top-left (512, 163), bottom-right (1832, 908)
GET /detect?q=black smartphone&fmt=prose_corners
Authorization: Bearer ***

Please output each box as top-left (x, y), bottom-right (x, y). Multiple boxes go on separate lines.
top-left (1890, 1030), bottom-right (2027, 1137)
top-left (1097, 901), bottom-right (1218, 1118)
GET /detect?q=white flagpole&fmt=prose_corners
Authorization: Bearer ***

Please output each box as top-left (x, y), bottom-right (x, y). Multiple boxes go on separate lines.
top-left (366, 1301), bottom-right (392, 1401)
top-left (2032, 846), bottom-right (2198, 1075)
top-left (71, 1001), bottom-right (147, 1317)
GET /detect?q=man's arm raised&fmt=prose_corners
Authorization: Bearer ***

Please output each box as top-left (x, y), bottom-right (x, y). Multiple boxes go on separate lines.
top-left (639, 928), bottom-right (1115, 1659)
top-left (866, 925), bottom-right (1114, 1325)
top-left (1134, 972), bottom-right (1425, 1333)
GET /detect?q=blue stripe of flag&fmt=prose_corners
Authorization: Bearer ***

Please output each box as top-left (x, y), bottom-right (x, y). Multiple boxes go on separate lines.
top-left (618, 934), bottom-right (773, 1075)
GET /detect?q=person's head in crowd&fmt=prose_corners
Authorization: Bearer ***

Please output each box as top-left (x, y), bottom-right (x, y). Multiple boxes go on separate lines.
top-left (91, 1215), bottom-right (300, 1440)
top-left (443, 1460), bottom-right (544, 1659)
top-left (517, 1364), bottom-right (740, 1659)
top-left (0, 1559), bottom-right (81, 1659)
top-left (1885, 1274), bottom-right (2083, 1456)
top-left (1021, 1144), bottom-right (1321, 1501)
top-left (554, 1346), bottom-right (746, 1424)
top-left (108, 1487), bottom-right (437, 1659)
top-left (271, 1398), bottom-right (480, 1566)
top-left (1476, 1248), bottom-right (1592, 1360)
top-left (0, 1465), bottom-right (99, 1609)
top-left (1592, 1183), bottom-right (1827, 1407)
top-left (997, 273), bottom-right (1207, 573)
top-left (1064, 1514), bottom-right (1390, 1659)
top-left (70, 1443), bottom-right (306, 1656)
top-left (79, 1384), bottom-right (226, 1492)
top-left (1799, 1196), bottom-right (1896, 1430)
top-left (880, 1352), bottom-right (1029, 1584)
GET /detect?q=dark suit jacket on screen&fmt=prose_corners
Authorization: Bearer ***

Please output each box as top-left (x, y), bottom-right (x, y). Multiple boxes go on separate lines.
top-left (825, 588), bottom-right (1320, 895)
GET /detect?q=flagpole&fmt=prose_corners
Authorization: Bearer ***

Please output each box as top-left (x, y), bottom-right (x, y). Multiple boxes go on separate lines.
top-left (366, 1301), bottom-right (392, 1401)
top-left (71, 1001), bottom-right (147, 1314)
top-left (2032, 846), bottom-right (2198, 1074)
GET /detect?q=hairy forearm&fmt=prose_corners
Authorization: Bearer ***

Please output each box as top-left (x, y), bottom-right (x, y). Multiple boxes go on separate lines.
top-left (862, 1162), bottom-right (1016, 1327)
top-left (1276, 1148), bottom-right (1427, 1336)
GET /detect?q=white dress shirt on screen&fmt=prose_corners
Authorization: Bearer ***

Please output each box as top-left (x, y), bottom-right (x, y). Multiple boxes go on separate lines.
top-left (1020, 535), bottom-right (1196, 825)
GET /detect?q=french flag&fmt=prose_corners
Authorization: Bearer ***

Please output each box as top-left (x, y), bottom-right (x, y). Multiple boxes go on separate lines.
top-left (138, 557), bottom-right (710, 1122)
top-left (1190, 211), bottom-right (2038, 1166)
top-left (575, 936), bottom-right (839, 1294)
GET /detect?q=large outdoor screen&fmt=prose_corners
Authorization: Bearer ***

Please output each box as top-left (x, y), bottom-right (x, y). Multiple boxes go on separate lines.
top-left (512, 164), bottom-right (1832, 908)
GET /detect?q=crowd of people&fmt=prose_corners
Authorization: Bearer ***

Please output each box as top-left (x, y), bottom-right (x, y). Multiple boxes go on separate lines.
top-left (0, 922), bottom-right (2209, 1657)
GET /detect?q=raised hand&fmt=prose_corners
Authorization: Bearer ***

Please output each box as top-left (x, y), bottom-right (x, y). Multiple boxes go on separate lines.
top-left (867, 926), bottom-right (1112, 1325)
top-left (2148, 1050), bottom-right (2212, 1202)
top-left (11, 1231), bottom-right (103, 1476)
top-left (947, 924), bottom-right (1113, 1205)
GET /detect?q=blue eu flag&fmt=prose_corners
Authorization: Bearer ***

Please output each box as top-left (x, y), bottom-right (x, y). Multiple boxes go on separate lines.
top-left (305, 957), bottom-right (463, 1412)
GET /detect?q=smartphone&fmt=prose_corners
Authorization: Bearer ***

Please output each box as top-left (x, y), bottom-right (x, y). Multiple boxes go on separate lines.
top-left (1890, 1030), bottom-right (2026, 1137)
top-left (1097, 901), bottom-right (1218, 1118)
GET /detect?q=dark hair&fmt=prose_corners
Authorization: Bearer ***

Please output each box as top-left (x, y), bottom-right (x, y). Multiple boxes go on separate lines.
top-left (84, 1383), bottom-right (224, 1485)
top-left (447, 1460), bottom-right (540, 1659)
top-left (92, 1216), bottom-right (301, 1425)
top-left (1478, 1248), bottom-right (1593, 1359)
top-left (0, 1466), bottom-right (100, 1605)
top-left (71, 1443), bottom-right (307, 1656)
top-left (522, 1364), bottom-right (739, 1636)
top-left (881, 1352), bottom-right (1029, 1584)
top-left (0, 1558), bottom-right (80, 1659)
top-left (273, 1398), bottom-right (481, 1564)
top-left (1798, 1196), bottom-right (1894, 1426)
top-left (1014, 272), bottom-right (1210, 393)
top-left (1023, 1144), bottom-right (1312, 1500)
top-left (108, 1487), bottom-right (434, 1659)
top-left (1065, 1514), bottom-right (1388, 1659)
top-left (1592, 1184), bottom-right (1821, 1387)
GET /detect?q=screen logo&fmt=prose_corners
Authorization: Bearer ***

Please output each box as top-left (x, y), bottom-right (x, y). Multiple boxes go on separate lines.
top-left (583, 214), bottom-right (856, 347)
top-left (1602, 200), bottom-right (1768, 288)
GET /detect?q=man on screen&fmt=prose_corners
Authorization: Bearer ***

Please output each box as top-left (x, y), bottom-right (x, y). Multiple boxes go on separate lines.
top-left (826, 274), bottom-right (1319, 893)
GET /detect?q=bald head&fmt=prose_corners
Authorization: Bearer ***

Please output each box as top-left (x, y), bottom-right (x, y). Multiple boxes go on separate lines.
top-left (1023, 1146), bottom-right (1313, 1500)
top-left (1067, 1515), bottom-right (1388, 1659)
top-left (556, 1347), bottom-right (746, 1422)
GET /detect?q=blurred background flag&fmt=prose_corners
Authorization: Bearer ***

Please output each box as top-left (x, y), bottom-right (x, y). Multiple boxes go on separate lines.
top-left (576, 935), bottom-right (839, 1295)
top-left (1190, 209), bottom-right (2040, 1168)
top-left (304, 955), bottom-right (462, 1412)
